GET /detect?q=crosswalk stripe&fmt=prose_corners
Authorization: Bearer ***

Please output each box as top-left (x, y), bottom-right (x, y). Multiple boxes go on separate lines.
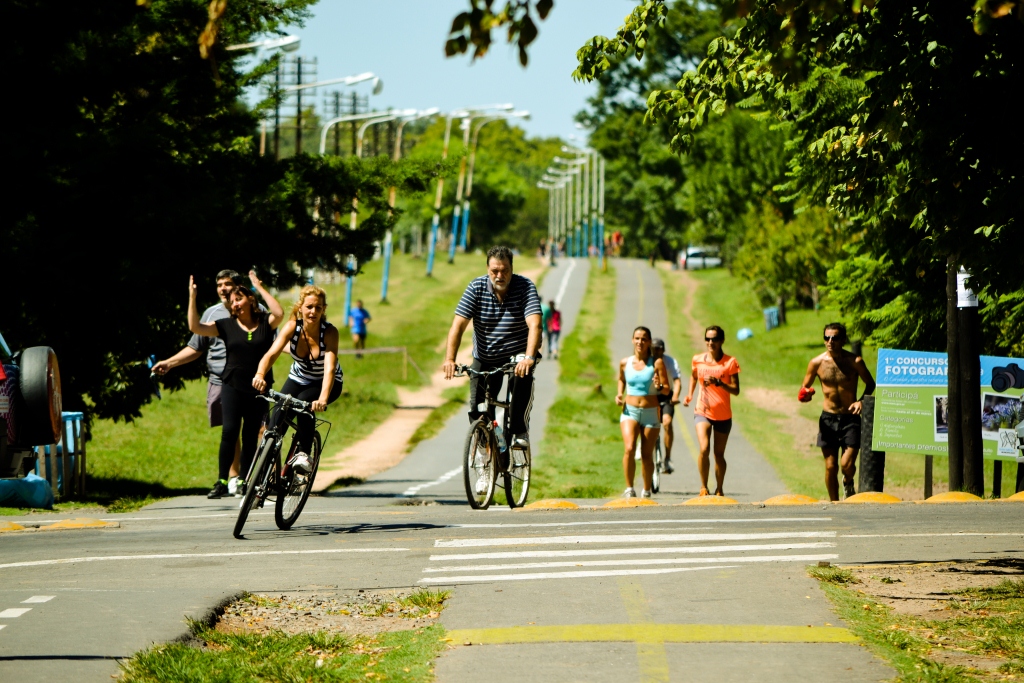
top-left (0, 548), bottom-right (407, 571)
top-left (434, 531), bottom-right (835, 548)
top-left (419, 565), bottom-right (734, 584)
top-left (424, 553), bottom-right (838, 573)
top-left (451, 518), bottom-right (832, 529)
top-left (429, 541), bottom-right (836, 562)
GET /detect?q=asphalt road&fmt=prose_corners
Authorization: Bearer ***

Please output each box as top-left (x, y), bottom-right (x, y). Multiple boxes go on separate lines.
top-left (3, 257), bottom-right (1023, 683)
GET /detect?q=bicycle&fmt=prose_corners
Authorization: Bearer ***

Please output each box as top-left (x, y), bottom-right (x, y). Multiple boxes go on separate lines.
top-left (634, 430), bottom-right (664, 493)
top-left (233, 389), bottom-right (332, 538)
top-left (454, 360), bottom-right (532, 509)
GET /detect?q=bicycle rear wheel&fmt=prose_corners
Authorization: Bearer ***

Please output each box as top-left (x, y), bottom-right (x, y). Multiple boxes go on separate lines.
top-left (275, 431), bottom-right (321, 530)
top-left (463, 419), bottom-right (496, 509)
top-left (234, 436), bottom-right (276, 539)
top-left (652, 435), bottom-right (663, 493)
top-left (503, 443), bottom-right (531, 508)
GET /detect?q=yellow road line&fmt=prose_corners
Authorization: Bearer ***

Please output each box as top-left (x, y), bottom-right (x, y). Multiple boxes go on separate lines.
top-left (678, 418), bottom-right (700, 465)
top-left (619, 579), bottom-right (669, 683)
top-left (447, 623), bottom-right (859, 645)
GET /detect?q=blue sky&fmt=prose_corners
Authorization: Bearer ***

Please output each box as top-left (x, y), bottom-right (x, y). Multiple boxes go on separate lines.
top-left (263, 0), bottom-right (638, 141)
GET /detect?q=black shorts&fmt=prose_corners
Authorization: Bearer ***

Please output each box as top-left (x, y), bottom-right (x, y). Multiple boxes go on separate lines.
top-left (694, 414), bottom-right (732, 435)
top-left (817, 412), bottom-right (861, 451)
top-left (659, 401), bottom-right (675, 418)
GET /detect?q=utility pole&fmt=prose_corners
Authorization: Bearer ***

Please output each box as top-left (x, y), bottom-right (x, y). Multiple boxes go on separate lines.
top-left (333, 92), bottom-right (341, 156)
top-left (350, 92), bottom-right (358, 155)
top-left (273, 61), bottom-right (281, 160)
top-left (294, 56), bottom-right (303, 156)
top-left (958, 266), bottom-right (984, 495)
top-left (946, 257), bottom-right (964, 491)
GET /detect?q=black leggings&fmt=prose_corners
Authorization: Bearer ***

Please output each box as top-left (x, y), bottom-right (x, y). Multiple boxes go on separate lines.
top-left (219, 384), bottom-right (268, 482)
top-left (269, 377), bottom-right (343, 454)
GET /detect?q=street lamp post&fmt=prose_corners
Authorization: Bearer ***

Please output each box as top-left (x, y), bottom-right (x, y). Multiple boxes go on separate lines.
top-left (457, 110), bottom-right (530, 254)
top-left (547, 163), bottom-right (583, 257)
top-left (381, 108), bottom-right (439, 303)
top-left (287, 72), bottom-right (382, 157)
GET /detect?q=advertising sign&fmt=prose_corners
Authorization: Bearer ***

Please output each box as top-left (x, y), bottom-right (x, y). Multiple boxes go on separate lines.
top-left (873, 348), bottom-right (1024, 461)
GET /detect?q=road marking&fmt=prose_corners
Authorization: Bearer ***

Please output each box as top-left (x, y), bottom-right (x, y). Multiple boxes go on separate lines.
top-left (402, 467), bottom-right (462, 497)
top-left (21, 596), bottom-right (54, 603)
top-left (0, 608), bottom-right (32, 618)
top-left (420, 565), bottom-right (733, 583)
top-left (554, 258), bottom-right (577, 309)
top-left (620, 579), bottom-right (668, 683)
top-left (430, 541), bottom-right (836, 561)
top-left (842, 532), bottom-right (1024, 538)
top-left (451, 517), bottom-right (832, 529)
top-left (424, 553), bottom-right (838, 573)
top-left (447, 623), bottom-right (859, 645)
top-left (434, 531), bottom-right (836, 548)
top-left (0, 548), bottom-right (408, 571)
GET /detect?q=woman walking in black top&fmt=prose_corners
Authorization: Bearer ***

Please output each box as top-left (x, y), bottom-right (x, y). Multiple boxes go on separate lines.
top-left (188, 272), bottom-right (283, 498)
top-left (253, 284), bottom-right (343, 475)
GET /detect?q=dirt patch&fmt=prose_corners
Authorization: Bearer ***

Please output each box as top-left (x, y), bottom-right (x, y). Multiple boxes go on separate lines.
top-left (848, 559), bottom-right (1024, 620)
top-left (215, 589), bottom-right (448, 639)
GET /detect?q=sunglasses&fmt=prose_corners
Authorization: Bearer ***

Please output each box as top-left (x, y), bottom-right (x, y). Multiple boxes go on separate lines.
top-left (824, 334), bottom-right (841, 342)
top-left (705, 336), bottom-right (720, 343)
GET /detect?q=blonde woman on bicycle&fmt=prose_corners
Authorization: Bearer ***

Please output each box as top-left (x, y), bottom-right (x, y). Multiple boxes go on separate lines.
top-left (616, 326), bottom-right (671, 499)
top-left (253, 285), bottom-right (343, 475)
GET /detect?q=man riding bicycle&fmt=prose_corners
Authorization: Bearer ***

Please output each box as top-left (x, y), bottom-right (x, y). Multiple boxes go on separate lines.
top-left (443, 246), bottom-right (542, 487)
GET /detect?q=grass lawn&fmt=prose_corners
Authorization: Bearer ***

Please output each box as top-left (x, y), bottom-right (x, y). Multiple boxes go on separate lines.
top-left (530, 264), bottom-right (624, 499)
top-left (1, 254), bottom-right (486, 515)
top-left (809, 566), bottom-right (1024, 681)
top-left (660, 267), bottom-right (1018, 498)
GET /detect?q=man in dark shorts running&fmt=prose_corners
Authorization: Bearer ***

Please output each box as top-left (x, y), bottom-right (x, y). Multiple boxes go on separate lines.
top-left (651, 339), bottom-right (681, 474)
top-left (799, 322), bottom-right (876, 501)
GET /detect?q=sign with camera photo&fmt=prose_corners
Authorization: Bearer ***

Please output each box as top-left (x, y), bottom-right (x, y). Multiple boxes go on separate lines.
top-left (872, 348), bottom-right (1024, 460)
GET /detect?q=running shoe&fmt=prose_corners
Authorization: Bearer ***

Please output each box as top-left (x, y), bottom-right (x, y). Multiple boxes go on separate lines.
top-left (227, 476), bottom-right (239, 495)
top-left (475, 476), bottom-right (490, 495)
top-left (236, 479), bottom-right (247, 498)
top-left (291, 452), bottom-right (312, 475)
top-left (640, 489), bottom-right (652, 499)
top-left (513, 432), bottom-right (530, 448)
top-left (662, 459), bottom-right (675, 474)
top-left (844, 480), bottom-right (856, 499)
top-left (207, 480), bottom-right (229, 499)
top-left (623, 487), bottom-right (637, 498)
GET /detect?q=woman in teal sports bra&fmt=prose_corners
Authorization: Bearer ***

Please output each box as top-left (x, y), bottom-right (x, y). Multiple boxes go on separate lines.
top-left (616, 326), bottom-right (671, 499)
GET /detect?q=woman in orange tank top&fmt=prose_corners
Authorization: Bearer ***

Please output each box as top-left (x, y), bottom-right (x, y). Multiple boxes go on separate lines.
top-left (682, 325), bottom-right (740, 496)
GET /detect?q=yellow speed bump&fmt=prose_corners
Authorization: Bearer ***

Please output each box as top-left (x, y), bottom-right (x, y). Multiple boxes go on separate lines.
top-left (763, 494), bottom-right (820, 506)
top-left (522, 499), bottom-right (580, 510)
top-left (39, 518), bottom-right (119, 530)
top-left (841, 492), bottom-right (903, 504)
top-left (602, 498), bottom-right (659, 508)
top-left (924, 492), bottom-right (984, 504)
top-left (0, 521), bottom-right (26, 533)
top-left (1004, 491), bottom-right (1024, 502)
top-left (448, 623), bottom-right (858, 645)
top-left (678, 496), bottom-right (739, 506)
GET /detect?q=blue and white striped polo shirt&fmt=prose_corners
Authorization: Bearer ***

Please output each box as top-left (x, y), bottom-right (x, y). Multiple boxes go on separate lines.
top-left (455, 274), bottom-right (542, 363)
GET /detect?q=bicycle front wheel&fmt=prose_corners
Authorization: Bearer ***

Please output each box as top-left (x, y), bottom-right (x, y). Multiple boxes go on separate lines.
top-left (463, 419), bottom-right (496, 509)
top-left (503, 443), bottom-right (531, 508)
top-left (275, 431), bottom-right (321, 530)
top-left (652, 435), bottom-right (663, 494)
top-left (234, 436), bottom-right (276, 539)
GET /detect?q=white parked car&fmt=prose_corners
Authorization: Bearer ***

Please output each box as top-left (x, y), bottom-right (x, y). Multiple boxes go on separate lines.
top-left (680, 247), bottom-right (722, 270)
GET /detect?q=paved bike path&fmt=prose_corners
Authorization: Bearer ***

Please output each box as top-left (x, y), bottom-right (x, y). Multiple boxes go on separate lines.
top-left (609, 258), bottom-right (787, 503)
top-left (327, 257), bottom-right (591, 506)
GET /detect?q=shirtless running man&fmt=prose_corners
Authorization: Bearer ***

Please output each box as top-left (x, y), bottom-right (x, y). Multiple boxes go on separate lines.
top-left (799, 322), bottom-right (876, 501)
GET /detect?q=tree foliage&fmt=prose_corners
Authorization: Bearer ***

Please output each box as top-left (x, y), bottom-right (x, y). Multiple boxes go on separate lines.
top-left (1, 0), bottom-right (442, 422)
top-left (445, 0), bottom-right (553, 66)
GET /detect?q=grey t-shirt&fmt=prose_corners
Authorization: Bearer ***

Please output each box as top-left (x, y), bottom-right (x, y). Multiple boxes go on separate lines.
top-left (188, 304), bottom-right (231, 384)
top-left (662, 353), bottom-right (681, 381)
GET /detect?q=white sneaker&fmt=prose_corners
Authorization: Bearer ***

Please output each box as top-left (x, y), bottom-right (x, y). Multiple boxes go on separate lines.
top-left (513, 433), bottom-right (530, 448)
top-left (623, 487), bottom-right (637, 498)
top-left (474, 444), bottom-right (488, 468)
top-left (475, 476), bottom-right (489, 495)
top-left (291, 452), bottom-right (312, 474)
top-left (641, 489), bottom-right (652, 499)
top-left (227, 477), bottom-right (239, 496)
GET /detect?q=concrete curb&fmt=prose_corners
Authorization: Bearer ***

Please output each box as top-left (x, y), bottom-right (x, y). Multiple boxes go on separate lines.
top-left (172, 590), bottom-right (248, 647)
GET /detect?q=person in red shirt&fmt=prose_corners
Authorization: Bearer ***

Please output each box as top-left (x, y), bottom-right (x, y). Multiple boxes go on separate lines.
top-left (683, 325), bottom-right (740, 496)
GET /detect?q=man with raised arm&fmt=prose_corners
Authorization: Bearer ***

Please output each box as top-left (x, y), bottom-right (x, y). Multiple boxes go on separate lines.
top-left (799, 322), bottom-right (876, 501)
top-left (442, 246), bottom-right (543, 492)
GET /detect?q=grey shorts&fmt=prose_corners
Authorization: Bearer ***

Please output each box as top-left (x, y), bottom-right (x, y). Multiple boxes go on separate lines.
top-left (207, 381), bottom-right (224, 428)
top-left (694, 414), bottom-right (733, 435)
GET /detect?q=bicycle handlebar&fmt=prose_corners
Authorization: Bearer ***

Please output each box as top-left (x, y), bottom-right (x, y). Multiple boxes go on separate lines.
top-left (453, 361), bottom-right (518, 379)
top-left (260, 389), bottom-right (313, 414)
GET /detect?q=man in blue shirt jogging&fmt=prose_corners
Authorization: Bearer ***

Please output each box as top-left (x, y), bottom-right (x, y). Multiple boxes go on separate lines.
top-left (348, 299), bottom-right (371, 359)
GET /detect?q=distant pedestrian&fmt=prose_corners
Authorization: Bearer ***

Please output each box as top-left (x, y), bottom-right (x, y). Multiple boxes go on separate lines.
top-left (152, 269), bottom-right (260, 495)
top-left (546, 300), bottom-right (561, 359)
top-left (616, 326), bottom-right (671, 499)
top-left (348, 299), bottom-right (371, 359)
top-left (188, 272), bottom-right (284, 499)
top-left (683, 326), bottom-right (740, 497)
top-left (798, 322), bottom-right (875, 501)
top-left (651, 339), bottom-right (681, 474)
